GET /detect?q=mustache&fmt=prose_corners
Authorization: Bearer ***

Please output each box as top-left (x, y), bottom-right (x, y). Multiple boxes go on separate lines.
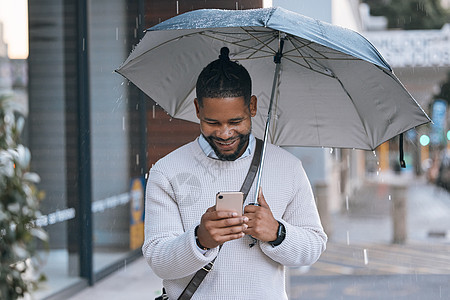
top-left (209, 136), bottom-right (239, 143)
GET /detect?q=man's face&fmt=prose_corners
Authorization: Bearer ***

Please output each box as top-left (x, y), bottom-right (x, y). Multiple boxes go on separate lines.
top-left (195, 96), bottom-right (257, 161)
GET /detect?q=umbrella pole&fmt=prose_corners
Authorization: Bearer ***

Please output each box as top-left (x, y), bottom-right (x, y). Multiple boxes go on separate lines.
top-left (252, 40), bottom-right (284, 205)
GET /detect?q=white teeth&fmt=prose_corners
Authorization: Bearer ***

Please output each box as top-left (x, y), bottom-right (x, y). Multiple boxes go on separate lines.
top-left (218, 140), bottom-right (234, 146)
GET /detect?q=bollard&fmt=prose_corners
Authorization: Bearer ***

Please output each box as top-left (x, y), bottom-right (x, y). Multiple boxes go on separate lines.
top-left (315, 182), bottom-right (332, 238)
top-left (391, 184), bottom-right (407, 244)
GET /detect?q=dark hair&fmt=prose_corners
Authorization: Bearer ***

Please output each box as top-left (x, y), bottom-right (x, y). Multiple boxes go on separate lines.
top-left (196, 47), bottom-right (252, 106)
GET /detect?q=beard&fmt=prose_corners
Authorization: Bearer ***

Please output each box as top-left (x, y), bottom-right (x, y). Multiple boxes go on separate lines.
top-left (203, 132), bottom-right (251, 161)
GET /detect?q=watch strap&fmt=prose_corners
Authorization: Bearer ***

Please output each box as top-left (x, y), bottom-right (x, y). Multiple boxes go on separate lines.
top-left (268, 221), bottom-right (286, 247)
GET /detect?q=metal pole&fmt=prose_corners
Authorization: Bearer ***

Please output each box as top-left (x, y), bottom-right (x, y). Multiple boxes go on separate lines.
top-left (77, 0), bottom-right (93, 285)
top-left (252, 37), bottom-right (284, 205)
top-left (138, 0), bottom-right (147, 175)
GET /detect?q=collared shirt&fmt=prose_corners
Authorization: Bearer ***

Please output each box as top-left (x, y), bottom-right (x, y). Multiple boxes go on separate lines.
top-left (196, 133), bottom-right (255, 254)
top-left (198, 133), bottom-right (255, 161)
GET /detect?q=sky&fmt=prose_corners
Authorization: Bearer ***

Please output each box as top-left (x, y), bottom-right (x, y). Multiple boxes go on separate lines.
top-left (0, 0), bottom-right (28, 59)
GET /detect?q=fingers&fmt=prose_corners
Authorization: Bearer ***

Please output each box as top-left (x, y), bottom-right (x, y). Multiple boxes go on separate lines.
top-left (200, 222), bottom-right (248, 248)
top-left (203, 206), bottom-right (241, 222)
top-left (257, 187), bottom-right (269, 208)
top-left (199, 211), bottom-right (249, 248)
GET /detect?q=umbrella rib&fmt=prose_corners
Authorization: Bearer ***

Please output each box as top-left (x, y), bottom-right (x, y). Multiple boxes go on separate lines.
top-left (241, 27), bottom-right (278, 54)
top-left (232, 35), bottom-right (278, 60)
top-left (284, 36), bottom-right (312, 69)
top-left (290, 36), bottom-right (329, 59)
top-left (333, 76), bottom-right (372, 147)
top-left (283, 56), bottom-right (335, 78)
top-left (119, 31), bottom-right (210, 66)
top-left (120, 29), bottom-right (274, 67)
top-left (285, 36), bottom-right (316, 72)
top-left (208, 29), bottom-right (274, 42)
top-left (208, 28), bottom-right (278, 59)
top-left (199, 30), bottom-right (275, 56)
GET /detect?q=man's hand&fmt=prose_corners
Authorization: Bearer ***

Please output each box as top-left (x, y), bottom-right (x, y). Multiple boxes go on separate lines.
top-left (243, 189), bottom-right (279, 242)
top-left (197, 206), bottom-right (248, 249)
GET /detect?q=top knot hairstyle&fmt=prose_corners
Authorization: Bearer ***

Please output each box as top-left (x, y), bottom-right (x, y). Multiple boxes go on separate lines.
top-left (196, 47), bottom-right (252, 106)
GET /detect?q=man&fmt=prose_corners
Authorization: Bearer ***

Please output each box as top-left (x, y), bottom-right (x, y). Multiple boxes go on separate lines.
top-left (143, 47), bottom-right (327, 299)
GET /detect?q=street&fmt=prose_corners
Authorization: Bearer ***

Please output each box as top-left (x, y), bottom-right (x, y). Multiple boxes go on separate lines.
top-left (289, 175), bottom-right (450, 299)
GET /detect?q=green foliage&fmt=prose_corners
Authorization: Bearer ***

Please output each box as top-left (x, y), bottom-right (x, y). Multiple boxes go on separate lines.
top-left (0, 94), bottom-right (47, 300)
top-left (363, 0), bottom-right (450, 29)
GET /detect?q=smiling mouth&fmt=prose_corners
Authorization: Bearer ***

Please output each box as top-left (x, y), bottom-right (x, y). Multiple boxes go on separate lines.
top-left (214, 138), bottom-right (238, 149)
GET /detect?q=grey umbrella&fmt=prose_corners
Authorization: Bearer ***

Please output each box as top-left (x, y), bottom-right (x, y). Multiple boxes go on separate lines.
top-left (116, 7), bottom-right (430, 204)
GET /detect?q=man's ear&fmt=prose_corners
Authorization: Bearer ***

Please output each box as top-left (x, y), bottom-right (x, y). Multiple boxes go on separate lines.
top-left (249, 95), bottom-right (257, 117)
top-left (194, 98), bottom-right (201, 119)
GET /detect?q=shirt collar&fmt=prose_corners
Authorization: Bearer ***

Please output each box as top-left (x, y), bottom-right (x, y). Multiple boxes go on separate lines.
top-left (198, 133), bottom-right (255, 161)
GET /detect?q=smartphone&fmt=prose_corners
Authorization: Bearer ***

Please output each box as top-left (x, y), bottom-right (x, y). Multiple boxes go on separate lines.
top-left (215, 191), bottom-right (244, 215)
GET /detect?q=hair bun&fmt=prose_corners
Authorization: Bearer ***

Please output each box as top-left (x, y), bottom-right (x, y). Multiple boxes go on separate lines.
top-left (219, 47), bottom-right (230, 61)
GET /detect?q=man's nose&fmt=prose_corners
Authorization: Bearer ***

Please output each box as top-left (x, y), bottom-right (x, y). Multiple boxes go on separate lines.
top-left (216, 126), bottom-right (233, 139)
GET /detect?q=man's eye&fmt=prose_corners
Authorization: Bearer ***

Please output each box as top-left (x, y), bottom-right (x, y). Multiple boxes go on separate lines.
top-left (229, 121), bottom-right (242, 125)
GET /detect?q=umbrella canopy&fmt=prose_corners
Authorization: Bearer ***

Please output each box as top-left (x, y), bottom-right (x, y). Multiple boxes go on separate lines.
top-left (116, 7), bottom-right (430, 150)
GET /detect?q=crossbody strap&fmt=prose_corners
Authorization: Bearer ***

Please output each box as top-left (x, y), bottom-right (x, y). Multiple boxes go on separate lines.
top-left (239, 138), bottom-right (263, 201)
top-left (177, 138), bottom-right (263, 300)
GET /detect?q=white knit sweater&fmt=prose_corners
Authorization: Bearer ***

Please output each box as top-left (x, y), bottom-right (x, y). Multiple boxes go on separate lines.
top-left (143, 139), bottom-right (327, 299)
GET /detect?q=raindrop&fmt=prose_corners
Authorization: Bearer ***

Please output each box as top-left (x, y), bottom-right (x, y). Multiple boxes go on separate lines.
top-left (116, 27), bottom-right (119, 40)
top-left (236, 2), bottom-right (238, 10)
top-left (153, 105), bottom-right (156, 119)
top-left (346, 231), bottom-right (350, 245)
top-left (169, 118), bottom-right (173, 122)
top-left (82, 38), bottom-right (85, 51)
top-left (176, 1), bottom-right (179, 14)
top-left (376, 171), bottom-right (379, 176)
top-left (363, 249), bottom-right (369, 265)
top-left (372, 151), bottom-right (377, 157)
top-left (345, 195), bottom-right (349, 211)
top-left (122, 117), bottom-right (126, 131)
top-left (136, 154), bottom-right (139, 165)
top-left (121, 82), bottom-right (125, 86)
top-left (329, 148), bottom-right (333, 154)
top-left (388, 194), bottom-right (392, 201)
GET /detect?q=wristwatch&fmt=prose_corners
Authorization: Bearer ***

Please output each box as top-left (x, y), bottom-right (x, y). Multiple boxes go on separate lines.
top-left (269, 221), bottom-right (286, 247)
top-left (195, 225), bottom-right (210, 251)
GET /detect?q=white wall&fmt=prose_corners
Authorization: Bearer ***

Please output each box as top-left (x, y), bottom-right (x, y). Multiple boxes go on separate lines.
top-left (332, 0), bottom-right (361, 31)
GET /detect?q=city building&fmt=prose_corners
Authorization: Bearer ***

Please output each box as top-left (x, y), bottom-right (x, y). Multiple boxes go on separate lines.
top-left (27, 1), bottom-right (262, 299)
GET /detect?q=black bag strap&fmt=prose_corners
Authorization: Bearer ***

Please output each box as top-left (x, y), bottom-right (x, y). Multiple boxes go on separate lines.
top-left (240, 138), bottom-right (263, 202)
top-left (177, 138), bottom-right (263, 300)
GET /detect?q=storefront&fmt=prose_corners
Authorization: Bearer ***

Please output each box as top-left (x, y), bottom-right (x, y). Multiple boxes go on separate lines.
top-left (27, 1), bottom-right (263, 298)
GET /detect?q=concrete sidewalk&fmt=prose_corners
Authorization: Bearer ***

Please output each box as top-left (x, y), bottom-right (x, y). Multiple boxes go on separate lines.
top-left (66, 175), bottom-right (450, 300)
top-left (68, 257), bottom-right (163, 300)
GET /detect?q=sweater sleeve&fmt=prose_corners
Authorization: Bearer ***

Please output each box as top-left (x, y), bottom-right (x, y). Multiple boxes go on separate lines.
top-left (142, 168), bottom-right (219, 279)
top-left (259, 160), bottom-right (327, 266)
